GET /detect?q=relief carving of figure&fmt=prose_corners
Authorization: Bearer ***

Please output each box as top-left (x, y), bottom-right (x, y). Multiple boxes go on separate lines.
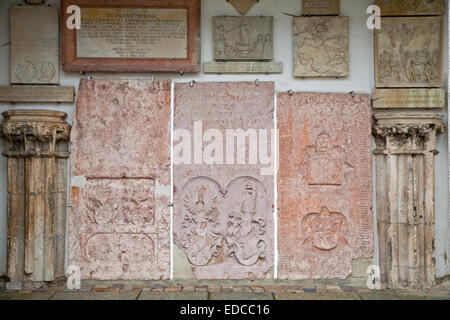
top-left (182, 185), bottom-right (223, 266)
top-left (301, 206), bottom-right (348, 250)
top-left (226, 181), bottom-right (266, 266)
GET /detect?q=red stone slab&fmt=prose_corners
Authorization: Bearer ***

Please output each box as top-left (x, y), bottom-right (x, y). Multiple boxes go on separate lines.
top-left (277, 92), bottom-right (373, 279)
top-left (173, 82), bottom-right (275, 279)
top-left (69, 79), bottom-right (170, 280)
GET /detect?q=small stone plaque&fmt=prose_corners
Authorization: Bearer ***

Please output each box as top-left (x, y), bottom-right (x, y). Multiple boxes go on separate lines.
top-left (374, 0), bottom-right (445, 16)
top-left (302, 0), bottom-right (340, 16)
top-left (228, 0), bottom-right (258, 15)
top-left (375, 16), bottom-right (443, 88)
top-left (204, 61), bottom-right (283, 74)
top-left (213, 16), bottom-right (273, 61)
top-left (0, 86), bottom-right (74, 103)
top-left (373, 89), bottom-right (446, 109)
top-left (10, 6), bottom-right (59, 84)
top-left (293, 16), bottom-right (349, 77)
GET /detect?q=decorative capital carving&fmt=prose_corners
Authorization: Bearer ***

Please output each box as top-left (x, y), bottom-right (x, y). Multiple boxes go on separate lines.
top-left (372, 112), bottom-right (444, 150)
top-left (1, 110), bottom-right (70, 143)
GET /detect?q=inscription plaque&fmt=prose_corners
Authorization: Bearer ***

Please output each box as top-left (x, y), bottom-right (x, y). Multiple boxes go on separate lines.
top-left (302, 0), bottom-right (340, 16)
top-left (373, 89), bottom-right (446, 109)
top-left (10, 6), bottom-right (59, 84)
top-left (374, 0), bottom-right (445, 16)
top-left (0, 86), bottom-right (74, 103)
top-left (61, 0), bottom-right (200, 73)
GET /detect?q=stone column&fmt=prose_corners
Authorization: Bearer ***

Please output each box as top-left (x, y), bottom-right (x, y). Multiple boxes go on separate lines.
top-left (373, 112), bottom-right (444, 289)
top-left (0, 110), bottom-right (70, 289)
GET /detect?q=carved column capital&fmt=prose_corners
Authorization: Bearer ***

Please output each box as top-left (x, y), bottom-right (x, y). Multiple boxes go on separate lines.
top-left (372, 112), bottom-right (445, 152)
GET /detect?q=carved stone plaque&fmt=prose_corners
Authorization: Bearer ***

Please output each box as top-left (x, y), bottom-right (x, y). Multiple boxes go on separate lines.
top-left (293, 16), bottom-right (349, 77)
top-left (302, 0), bottom-right (340, 16)
top-left (374, 0), bottom-right (445, 16)
top-left (375, 16), bottom-right (444, 88)
top-left (213, 16), bottom-right (273, 61)
top-left (277, 92), bottom-right (373, 279)
top-left (0, 86), bottom-right (74, 103)
top-left (69, 79), bottom-right (171, 280)
top-left (373, 89), bottom-right (446, 109)
top-left (204, 61), bottom-right (283, 74)
top-left (228, 0), bottom-right (258, 15)
top-left (10, 6), bottom-right (59, 84)
top-left (173, 82), bottom-right (274, 279)
top-left (61, 0), bottom-right (201, 73)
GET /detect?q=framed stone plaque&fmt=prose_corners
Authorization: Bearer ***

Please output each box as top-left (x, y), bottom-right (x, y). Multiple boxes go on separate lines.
top-left (61, 0), bottom-right (200, 73)
top-left (302, 0), bottom-right (340, 16)
top-left (375, 16), bottom-right (444, 88)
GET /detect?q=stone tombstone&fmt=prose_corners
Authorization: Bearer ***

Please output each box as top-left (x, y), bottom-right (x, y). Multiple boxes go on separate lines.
top-left (375, 16), bottom-right (444, 88)
top-left (277, 92), bottom-right (373, 279)
top-left (374, 0), bottom-right (446, 16)
top-left (0, 110), bottom-right (70, 289)
top-left (213, 16), bottom-right (273, 61)
top-left (69, 79), bottom-right (171, 280)
top-left (302, 0), bottom-right (340, 16)
top-left (61, 0), bottom-right (201, 73)
top-left (10, 6), bottom-right (59, 84)
top-left (173, 82), bottom-right (275, 280)
top-left (228, 0), bottom-right (258, 15)
top-left (293, 16), bottom-right (349, 77)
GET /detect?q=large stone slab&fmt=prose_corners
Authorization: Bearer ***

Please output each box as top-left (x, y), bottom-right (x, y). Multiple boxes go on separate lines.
top-left (293, 16), bottom-right (349, 78)
top-left (277, 92), bottom-right (372, 279)
top-left (0, 86), bottom-right (74, 103)
top-left (373, 89), bottom-right (446, 109)
top-left (69, 79), bottom-right (171, 280)
top-left (302, 0), bottom-right (340, 16)
top-left (375, 16), bottom-right (443, 88)
top-left (213, 16), bottom-right (273, 61)
top-left (173, 82), bottom-right (275, 279)
top-left (10, 6), bottom-right (59, 84)
top-left (204, 61), bottom-right (283, 74)
top-left (374, 0), bottom-right (445, 16)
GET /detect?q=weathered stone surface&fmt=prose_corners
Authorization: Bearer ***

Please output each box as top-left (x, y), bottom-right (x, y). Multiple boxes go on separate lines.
top-left (293, 16), bottom-right (349, 77)
top-left (302, 0), bottom-right (340, 16)
top-left (0, 86), bottom-right (74, 103)
top-left (213, 16), bottom-right (273, 61)
top-left (0, 110), bottom-right (70, 286)
top-left (139, 292), bottom-right (208, 300)
top-left (51, 291), bottom-right (139, 300)
top-left (204, 61), bottom-right (283, 74)
top-left (375, 16), bottom-right (443, 88)
top-left (277, 92), bottom-right (373, 279)
top-left (211, 292), bottom-right (273, 300)
top-left (373, 112), bottom-right (444, 289)
top-left (10, 6), bottom-right (59, 84)
top-left (374, 0), bottom-right (445, 16)
top-left (173, 82), bottom-right (275, 279)
top-left (69, 79), bottom-right (171, 280)
top-left (228, 0), bottom-right (258, 15)
top-left (373, 89), bottom-right (446, 109)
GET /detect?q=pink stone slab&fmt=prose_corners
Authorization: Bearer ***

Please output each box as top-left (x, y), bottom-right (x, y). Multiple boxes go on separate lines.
top-left (69, 79), bottom-right (170, 280)
top-left (173, 82), bottom-right (275, 279)
top-left (277, 92), bottom-right (373, 279)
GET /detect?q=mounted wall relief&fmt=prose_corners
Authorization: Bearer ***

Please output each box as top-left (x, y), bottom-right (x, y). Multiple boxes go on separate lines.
top-left (0, 110), bottom-right (71, 290)
top-left (373, 112), bottom-right (445, 289)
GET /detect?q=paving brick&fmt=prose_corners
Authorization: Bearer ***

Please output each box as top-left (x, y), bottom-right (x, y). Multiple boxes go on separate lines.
top-left (303, 288), bottom-right (317, 293)
top-left (251, 286), bottom-right (265, 293)
top-left (326, 285), bottom-right (343, 292)
top-left (221, 285), bottom-right (234, 292)
top-left (208, 285), bottom-right (222, 292)
top-left (139, 292), bottom-right (208, 300)
top-left (264, 285), bottom-right (285, 293)
top-left (275, 292), bottom-right (322, 300)
top-left (211, 293), bottom-right (273, 300)
top-left (195, 286), bottom-right (208, 292)
top-left (92, 286), bottom-right (120, 293)
top-left (165, 285), bottom-right (182, 292)
top-left (232, 286), bottom-right (252, 293)
top-left (284, 285), bottom-right (304, 293)
top-left (358, 291), bottom-right (400, 300)
top-left (183, 285), bottom-right (195, 292)
top-left (51, 291), bottom-right (139, 300)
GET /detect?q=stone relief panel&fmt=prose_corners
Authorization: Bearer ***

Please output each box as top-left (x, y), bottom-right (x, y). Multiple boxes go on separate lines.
top-left (213, 16), bottom-right (273, 61)
top-left (70, 79), bottom-right (171, 280)
top-left (277, 92), bottom-right (372, 279)
top-left (174, 82), bottom-right (274, 279)
top-left (375, 16), bottom-right (443, 88)
top-left (374, 0), bottom-right (445, 16)
top-left (293, 16), bottom-right (349, 77)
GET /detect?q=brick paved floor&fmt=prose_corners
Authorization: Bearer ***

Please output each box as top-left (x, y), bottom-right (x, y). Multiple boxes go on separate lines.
top-left (0, 280), bottom-right (449, 300)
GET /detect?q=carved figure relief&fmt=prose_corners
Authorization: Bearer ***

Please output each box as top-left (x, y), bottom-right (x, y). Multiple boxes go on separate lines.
top-left (293, 16), bottom-right (349, 77)
top-left (303, 132), bottom-right (353, 186)
top-left (302, 207), bottom-right (348, 250)
top-left (375, 16), bottom-right (443, 88)
top-left (213, 16), bottom-right (273, 61)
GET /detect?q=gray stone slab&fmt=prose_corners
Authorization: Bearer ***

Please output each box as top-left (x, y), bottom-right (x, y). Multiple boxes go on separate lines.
top-left (210, 293), bottom-right (273, 300)
top-left (139, 292), bottom-right (208, 300)
top-left (51, 291), bottom-right (139, 300)
top-left (0, 86), bottom-right (75, 103)
top-left (358, 291), bottom-right (401, 300)
top-left (204, 61), bottom-right (282, 74)
top-left (10, 6), bottom-right (59, 84)
top-left (0, 291), bottom-right (56, 300)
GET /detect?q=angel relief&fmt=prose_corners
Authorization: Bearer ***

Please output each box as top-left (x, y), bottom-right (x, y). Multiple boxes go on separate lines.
top-left (181, 185), bottom-right (223, 266)
top-left (225, 181), bottom-right (266, 266)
